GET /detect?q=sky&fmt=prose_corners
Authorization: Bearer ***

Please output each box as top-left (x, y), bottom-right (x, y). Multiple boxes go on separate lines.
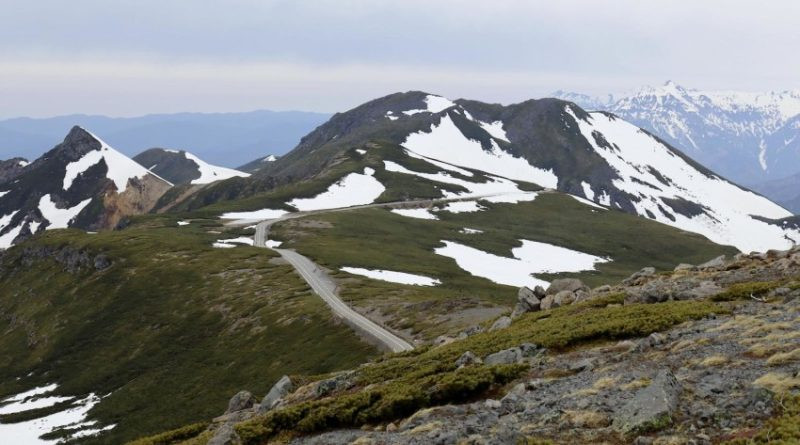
top-left (1, 0), bottom-right (798, 118)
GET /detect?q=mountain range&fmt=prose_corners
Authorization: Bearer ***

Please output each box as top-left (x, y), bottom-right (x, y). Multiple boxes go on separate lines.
top-left (0, 109), bottom-right (329, 169)
top-left (553, 81), bottom-right (800, 212)
top-left (1, 91), bottom-right (800, 444)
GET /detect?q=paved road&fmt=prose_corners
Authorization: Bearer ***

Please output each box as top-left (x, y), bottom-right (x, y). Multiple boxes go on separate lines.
top-left (243, 192), bottom-right (539, 353)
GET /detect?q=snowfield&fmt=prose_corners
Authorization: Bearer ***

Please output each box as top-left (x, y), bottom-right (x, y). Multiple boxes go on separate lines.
top-left (436, 201), bottom-right (485, 213)
top-left (38, 194), bottom-right (92, 229)
top-left (391, 208), bottom-right (438, 220)
top-left (289, 167), bottom-right (385, 211)
top-left (403, 95), bottom-right (456, 116)
top-left (0, 384), bottom-right (114, 444)
top-left (184, 152), bottom-right (250, 185)
top-left (435, 240), bottom-right (609, 288)
top-left (220, 208), bottom-right (287, 221)
top-left (566, 108), bottom-right (800, 252)
top-left (212, 237), bottom-right (254, 248)
top-left (63, 129), bottom-right (170, 192)
top-left (341, 267), bottom-right (441, 286)
top-left (402, 114), bottom-right (558, 188)
top-left (383, 160), bottom-right (529, 200)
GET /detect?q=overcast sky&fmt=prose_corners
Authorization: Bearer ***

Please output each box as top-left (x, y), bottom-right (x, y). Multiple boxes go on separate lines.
top-left (1, 0), bottom-right (798, 118)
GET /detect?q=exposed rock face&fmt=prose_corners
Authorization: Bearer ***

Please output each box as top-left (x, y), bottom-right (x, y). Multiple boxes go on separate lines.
top-left (612, 369), bottom-right (681, 434)
top-left (0, 245), bottom-right (113, 274)
top-left (511, 286), bottom-right (543, 318)
top-left (0, 158), bottom-right (28, 184)
top-left (259, 375), bottom-right (294, 413)
top-left (226, 391), bottom-right (256, 414)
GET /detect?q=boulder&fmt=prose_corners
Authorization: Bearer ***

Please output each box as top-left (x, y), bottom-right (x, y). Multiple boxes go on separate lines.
top-left (511, 287), bottom-right (542, 318)
top-left (545, 278), bottom-right (589, 296)
top-left (458, 325), bottom-right (484, 339)
top-left (434, 335), bottom-right (455, 346)
top-left (208, 423), bottom-right (241, 445)
top-left (698, 255), bottom-right (726, 269)
top-left (455, 351), bottom-right (483, 367)
top-left (225, 390), bottom-right (256, 414)
top-left (484, 347), bottom-right (523, 365)
top-left (623, 267), bottom-right (657, 286)
top-left (553, 290), bottom-right (576, 307)
top-left (489, 316), bottom-right (512, 331)
top-left (612, 369), bottom-right (681, 434)
top-left (673, 263), bottom-right (695, 272)
top-left (539, 294), bottom-right (556, 311)
top-left (93, 254), bottom-right (112, 270)
top-left (573, 289), bottom-right (591, 303)
top-left (259, 375), bottom-right (293, 413)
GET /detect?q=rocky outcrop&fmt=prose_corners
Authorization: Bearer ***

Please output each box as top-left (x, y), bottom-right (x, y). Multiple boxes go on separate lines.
top-left (511, 285), bottom-right (544, 318)
top-left (0, 244), bottom-right (113, 275)
top-left (612, 369), bottom-right (681, 434)
top-left (259, 375), bottom-right (294, 413)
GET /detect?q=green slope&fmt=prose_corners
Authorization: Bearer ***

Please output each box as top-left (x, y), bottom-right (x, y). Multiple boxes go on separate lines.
top-left (0, 217), bottom-right (376, 444)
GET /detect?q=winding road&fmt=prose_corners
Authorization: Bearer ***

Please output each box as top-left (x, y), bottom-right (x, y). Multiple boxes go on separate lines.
top-left (237, 193), bottom-right (539, 353)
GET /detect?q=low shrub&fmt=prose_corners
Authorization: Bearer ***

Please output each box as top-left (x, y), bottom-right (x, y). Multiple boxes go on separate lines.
top-left (126, 422), bottom-right (209, 445)
top-left (724, 394), bottom-right (800, 444)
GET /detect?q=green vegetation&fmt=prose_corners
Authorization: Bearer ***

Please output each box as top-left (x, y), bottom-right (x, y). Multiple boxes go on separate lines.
top-left (711, 279), bottom-right (800, 301)
top-left (0, 218), bottom-right (376, 444)
top-left (270, 192), bottom-right (734, 337)
top-left (180, 299), bottom-right (723, 444)
top-left (126, 422), bottom-right (210, 445)
top-left (724, 395), bottom-right (800, 445)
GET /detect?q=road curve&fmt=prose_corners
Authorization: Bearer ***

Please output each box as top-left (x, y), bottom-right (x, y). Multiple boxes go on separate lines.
top-left (243, 192), bottom-right (539, 353)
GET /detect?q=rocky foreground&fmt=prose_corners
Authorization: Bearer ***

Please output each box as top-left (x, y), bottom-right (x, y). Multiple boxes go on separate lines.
top-left (136, 247), bottom-right (800, 445)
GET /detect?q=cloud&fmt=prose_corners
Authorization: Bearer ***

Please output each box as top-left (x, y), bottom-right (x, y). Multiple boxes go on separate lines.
top-left (0, 0), bottom-right (798, 117)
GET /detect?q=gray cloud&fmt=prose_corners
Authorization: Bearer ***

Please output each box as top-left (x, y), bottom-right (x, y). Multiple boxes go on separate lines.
top-left (1, 0), bottom-right (798, 117)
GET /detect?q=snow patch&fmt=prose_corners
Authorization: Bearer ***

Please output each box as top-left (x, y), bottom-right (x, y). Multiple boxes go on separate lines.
top-left (391, 208), bottom-right (438, 220)
top-left (212, 237), bottom-right (253, 248)
top-left (220, 208), bottom-right (287, 221)
top-left (402, 115), bottom-right (558, 188)
top-left (0, 191), bottom-right (8, 198)
top-left (289, 168), bottom-right (385, 211)
top-left (569, 194), bottom-right (607, 210)
top-left (435, 240), bottom-right (609, 288)
top-left (177, 221), bottom-right (190, 226)
top-left (481, 192), bottom-right (538, 204)
top-left (403, 95), bottom-right (456, 116)
top-left (38, 195), bottom-right (92, 230)
top-left (262, 155), bottom-right (277, 162)
top-left (436, 201), bottom-right (485, 213)
top-left (63, 130), bottom-right (170, 192)
top-left (459, 228), bottom-right (483, 234)
top-left (478, 120), bottom-right (509, 142)
top-left (184, 152), bottom-right (250, 185)
top-left (341, 267), bottom-right (441, 286)
top-left (265, 240), bottom-right (283, 248)
top-left (356, 149), bottom-right (367, 155)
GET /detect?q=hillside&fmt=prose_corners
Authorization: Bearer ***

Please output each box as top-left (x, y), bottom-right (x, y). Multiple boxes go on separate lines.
top-left (134, 245), bottom-right (800, 445)
top-left (0, 127), bottom-right (172, 248)
top-left (133, 148), bottom-right (250, 185)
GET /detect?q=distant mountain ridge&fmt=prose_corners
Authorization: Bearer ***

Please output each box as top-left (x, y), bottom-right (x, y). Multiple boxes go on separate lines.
top-left (0, 109), bottom-right (330, 168)
top-left (553, 81), bottom-right (800, 187)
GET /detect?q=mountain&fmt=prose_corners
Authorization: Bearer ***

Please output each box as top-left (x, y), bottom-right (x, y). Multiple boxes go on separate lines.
top-left (0, 157), bottom-right (28, 184)
top-left (553, 81), bottom-right (800, 186)
top-left (236, 154), bottom-right (279, 173)
top-left (188, 91), bottom-right (799, 253)
top-left (0, 127), bottom-right (172, 248)
top-left (133, 148), bottom-right (250, 185)
top-left (751, 171), bottom-right (800, 213)
top-left (0, 110), bottom-right (330, 168)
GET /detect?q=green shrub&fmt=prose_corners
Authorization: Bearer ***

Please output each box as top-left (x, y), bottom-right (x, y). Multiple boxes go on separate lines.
top-left (711, 281), bottom-right (781, 301)
top-left (126, 422), bottom-right (209, 445)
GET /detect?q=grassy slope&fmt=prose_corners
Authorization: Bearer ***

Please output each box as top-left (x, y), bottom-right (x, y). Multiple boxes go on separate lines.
top-left (270, 192), bottom-right (735, 338)
top-left (0, 216), bottom-right (376, 444)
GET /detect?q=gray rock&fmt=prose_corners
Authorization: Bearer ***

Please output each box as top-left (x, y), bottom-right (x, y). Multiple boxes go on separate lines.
top-left (434, 335), bottom-right (455, 346)
top-left (519, 343), bottom-right (541, 357)
top-left (489, 316), bottom-right (512, 331)
top-left (455, 351), bottom-right (483, 367)
top-left (568, 358), bottom-right (596, 373)
top-left (259, 375), bottom-right (293, 413)
top-left (699, 255), bottom-right (726, 269)
top-left (533, 285), bottom-right (546, 298)
top-left (593, 284), bottom-right (612, 293)
top-left (674, 263), bottom-right (695, 272)
top-left (545, 278), bottom-right (589, 295)
top-left (573, 289), bottom-right (591, 303)
top-left (93, 254), bottom-right (111, 270)
top-left (512, 287), bottom-right (542, 318)
top-left (553, 290), bottom-right (576, 307)
top-left (208, 423), bottom-right (241, 445)
top-left (484, 347), bottom-right (523, 365)
top-left (226, 390), bottom-right (256, 414)
top-left (539, 294), bottom-right (556, 310)
top-left (623, 267), bottom-right (657, 285)
top-left (613, 369), bottom-right (681, 434)
top-left (459, 325), bottom-right (484, 338)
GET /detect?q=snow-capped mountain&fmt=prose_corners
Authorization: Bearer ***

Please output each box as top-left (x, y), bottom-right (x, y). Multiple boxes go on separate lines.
top-left (0, 127), bottom-right (172, 248)
top-left (553, 81), bottom-right (800, 186)
top-left (133, 148), bottom-right (250, 185)
top-left (250, 91), bottom-right (799, 252)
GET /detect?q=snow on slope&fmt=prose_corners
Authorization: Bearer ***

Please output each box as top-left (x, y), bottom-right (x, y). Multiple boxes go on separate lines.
top-left (184, 152), bottom-right (250, 184)
top-left (435, 240), bottom-right (608, 288)
top-left (566, 108), bottom-right (799, 252)
top-left (64, 129), bottom-right (171, 192)
top-left (289, 167), bottom-right (385, 211)
top-left (391, 208), bottom-right (438, 220)
top-left (403, 95), bottom-right (456, 116)
top-left (340, 267), bottom-right (441, 286)
top-left (402, 115), bottom-right (558, 188)
top-left (38, 194), bottom-right (93, 229)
